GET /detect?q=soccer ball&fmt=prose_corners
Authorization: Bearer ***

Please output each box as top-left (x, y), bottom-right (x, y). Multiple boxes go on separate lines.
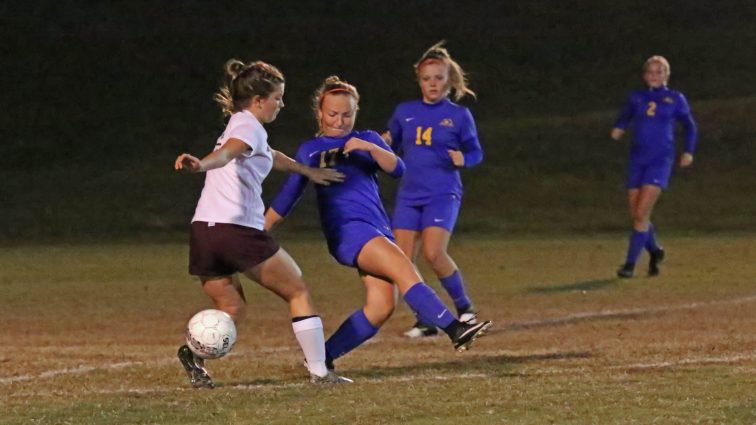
top-left (185, 309), bottom-right (237, 359)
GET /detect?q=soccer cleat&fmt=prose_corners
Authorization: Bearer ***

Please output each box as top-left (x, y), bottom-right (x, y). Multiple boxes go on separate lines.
top-left (451, 320), bottom-right (492, 352)
top-left (457, 305), bottom-right (479, 324)
top-left (310, 371), bottom-right (354, 384)
top-left (177, 345), bottom-right (215, 389)
top-left (403, 321), bottom-right (439, 338)
top-left (648, 248), bottom-right (665, 276)
top-left (616, 263), bottom-right (634, 278)
top-left (326, 356), bottom-right (335, 372)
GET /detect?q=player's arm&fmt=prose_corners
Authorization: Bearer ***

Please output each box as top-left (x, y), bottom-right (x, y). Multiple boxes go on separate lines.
top-left (674, 94), bottom-right (698, 167)
top-left (343, 135), bottom-right (405, 177)
top-left (611, 94), bottom-right (636, 140)
top-left (264, 208), bottom-right (285, 232)
top-left (385, 107), bottom-right (403, 151)
top-left (174, 138), bottom-right (249, 172)
top-left (265, 149), bottom-right (313, 231)
top-left (272, 149), bottom-right (345, 185)
top-left (380, 131), bottom-right (392, 146)
top-left (449, 108), bottom-right (483, 168)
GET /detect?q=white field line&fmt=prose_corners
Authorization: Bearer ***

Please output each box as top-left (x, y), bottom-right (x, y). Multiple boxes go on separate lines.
top-left (2, 294), bottom-right (755, 387)
top-left (504, 294), bottom-right (756, 331)
top-left (611, 353), bottom-right (756, 370)
top-left (0, 360), bottom-right (176, 385)
top-left (5, 372), bottom-right (491, 397)
top-left (10, 354), bottom-right (756, 399)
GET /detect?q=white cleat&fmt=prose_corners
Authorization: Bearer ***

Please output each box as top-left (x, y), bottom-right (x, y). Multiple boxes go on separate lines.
top-left (310, 371), bottom-right (354, 384)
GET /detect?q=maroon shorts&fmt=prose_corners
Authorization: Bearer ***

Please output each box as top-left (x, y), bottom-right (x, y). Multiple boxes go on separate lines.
top-left (189, 221), bottom-right (280, 276)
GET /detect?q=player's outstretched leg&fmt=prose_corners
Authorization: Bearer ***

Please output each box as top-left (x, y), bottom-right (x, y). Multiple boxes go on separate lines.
top-left (177, 345), bottom-right (215, 389)
top-left (403, 305), bottom-right (477, 338)
top-left (446, 320), bottom-right (492, 352)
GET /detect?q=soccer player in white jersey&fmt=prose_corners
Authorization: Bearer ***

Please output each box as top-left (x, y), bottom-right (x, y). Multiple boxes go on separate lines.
top-left (174, 59), bottom-right (349, 386)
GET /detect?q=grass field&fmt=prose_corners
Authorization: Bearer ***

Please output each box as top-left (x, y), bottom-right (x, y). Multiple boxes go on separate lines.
top-left (1, 236), bottom-right (754, 424)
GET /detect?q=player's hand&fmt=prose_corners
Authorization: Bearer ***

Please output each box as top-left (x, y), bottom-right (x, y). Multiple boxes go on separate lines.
top-left (343, 137), bottom-right (373, 155)
top-left (610, 128), bottom-right (625, 140)
top-left (448, 150), bottom-right (465, 167)
top-left (304, 167), bottom-right (345, 186)
top-left (679, 153), bottom-right (694, 167)
top-left (175, 153), bottom-right (202, 172)
top-left (380, 131), bottom-right (392, 146)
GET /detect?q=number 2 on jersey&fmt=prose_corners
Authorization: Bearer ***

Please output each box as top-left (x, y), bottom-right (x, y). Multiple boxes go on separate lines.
top-left (415, 126), bottom-right (432, 146)
top-left (646, 101), bottom-right (657, 117)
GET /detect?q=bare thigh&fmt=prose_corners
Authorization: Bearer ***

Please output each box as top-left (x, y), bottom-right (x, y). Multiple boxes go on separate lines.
top-left (356, 236), bottom-right (423, 294)
top-left (394, 229), bottom-right (421, 260)
top-left (243, 248), bottom-right (316, 317)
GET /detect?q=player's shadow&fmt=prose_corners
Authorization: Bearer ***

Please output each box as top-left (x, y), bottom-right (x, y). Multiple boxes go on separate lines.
top-left (217, 351), bottom-right (592, 387)
top-left (526, 278), bottom-right (619, 294)
top-left (346, 350), bottom-right (592, 380)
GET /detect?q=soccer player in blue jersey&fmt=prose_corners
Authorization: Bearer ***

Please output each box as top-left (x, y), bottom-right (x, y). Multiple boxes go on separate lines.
top-left (611, 55), bottom-right (697, 278)
top-left (383, 42), bottom-right (484, 338)
top-left (265, 76), bottom-right (492, 371)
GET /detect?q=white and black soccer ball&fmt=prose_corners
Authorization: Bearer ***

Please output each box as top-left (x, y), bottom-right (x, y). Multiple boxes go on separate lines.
top-left (185, 309), bottom-right (237, 359)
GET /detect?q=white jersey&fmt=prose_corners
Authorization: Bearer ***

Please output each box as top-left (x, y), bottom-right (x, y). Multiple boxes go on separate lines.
top-left (192, 110), bottom-right (274, 230)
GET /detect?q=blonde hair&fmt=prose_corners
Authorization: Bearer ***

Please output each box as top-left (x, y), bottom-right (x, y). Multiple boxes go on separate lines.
top-left (643, 55), bottom-right (671, 83)
top-left (312, 75), bottom-right (360, 133)
top-left (414, 41), bottom-right (476, 101)
top-left (214, 59), bottom-right (285, 116)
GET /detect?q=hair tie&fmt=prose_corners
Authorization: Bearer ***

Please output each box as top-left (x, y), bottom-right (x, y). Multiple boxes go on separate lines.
top-left (318, 87), bottom-right (353, 106)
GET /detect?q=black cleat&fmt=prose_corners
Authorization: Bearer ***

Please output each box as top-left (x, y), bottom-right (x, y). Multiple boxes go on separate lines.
top-left (403, 321), bottom-right (439, 338)
top-left (326, 356), bottom-right (335, 372)
top-left (648, 248), bottom-right (665, 276)
top-left (617, 263), bottom-right (635, 278)
top-left (451, 320), bottom-right (492, 352)
top-left (177, 345), bottom-right (215, 389)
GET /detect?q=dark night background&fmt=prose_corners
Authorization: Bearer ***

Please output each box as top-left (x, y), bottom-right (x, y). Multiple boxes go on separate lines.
top-left (2, 1), bottom-right (755, 242)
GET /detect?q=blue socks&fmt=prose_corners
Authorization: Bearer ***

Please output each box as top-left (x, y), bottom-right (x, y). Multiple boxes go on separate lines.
top-left (403, 283), bottom-right (455, 329)
top-left (625, 229), bottom-right (649, 265)
top-left (440, 270), bottom-right (471, 311)
top-left (325, 309), bottom-right (379, 361)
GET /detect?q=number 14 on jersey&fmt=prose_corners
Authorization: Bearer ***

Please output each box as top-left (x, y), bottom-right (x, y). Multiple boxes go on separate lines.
top-left (415, 126), bottom-right (432, 146)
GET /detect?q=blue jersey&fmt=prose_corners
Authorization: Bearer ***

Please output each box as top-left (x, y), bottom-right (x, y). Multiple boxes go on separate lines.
top-left (387, 98), bottom-right (483, 205)
top-left (613, 86), bottom-right (697, 164)
top-left (270, 130), bottom-right (404, 242)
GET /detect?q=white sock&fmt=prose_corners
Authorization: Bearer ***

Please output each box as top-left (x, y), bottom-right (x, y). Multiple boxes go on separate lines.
top-left (292, 316), bottom-right (328, 377)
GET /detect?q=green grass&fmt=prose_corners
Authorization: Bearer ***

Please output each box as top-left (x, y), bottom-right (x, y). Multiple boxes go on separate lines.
top-left (1, 238), bottom-right (754, 424)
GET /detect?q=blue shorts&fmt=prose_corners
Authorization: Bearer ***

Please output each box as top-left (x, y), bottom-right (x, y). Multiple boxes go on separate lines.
top-left (626, 158), bottom-right (673, 189)
top-left (392, 194), bottom-right (461, 232)
top-left (327, 221), bottom-right (394, 267)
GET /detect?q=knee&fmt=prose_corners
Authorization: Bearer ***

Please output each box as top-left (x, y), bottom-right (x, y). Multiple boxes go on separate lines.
top-left (631, 214), bottom-right (649, 229)
top-left (285, 279), bottom-right (311, 302)
top-left (422, 247), bottom-right (441, 266)
top-left (423, 247), bottom-right (450, 270)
